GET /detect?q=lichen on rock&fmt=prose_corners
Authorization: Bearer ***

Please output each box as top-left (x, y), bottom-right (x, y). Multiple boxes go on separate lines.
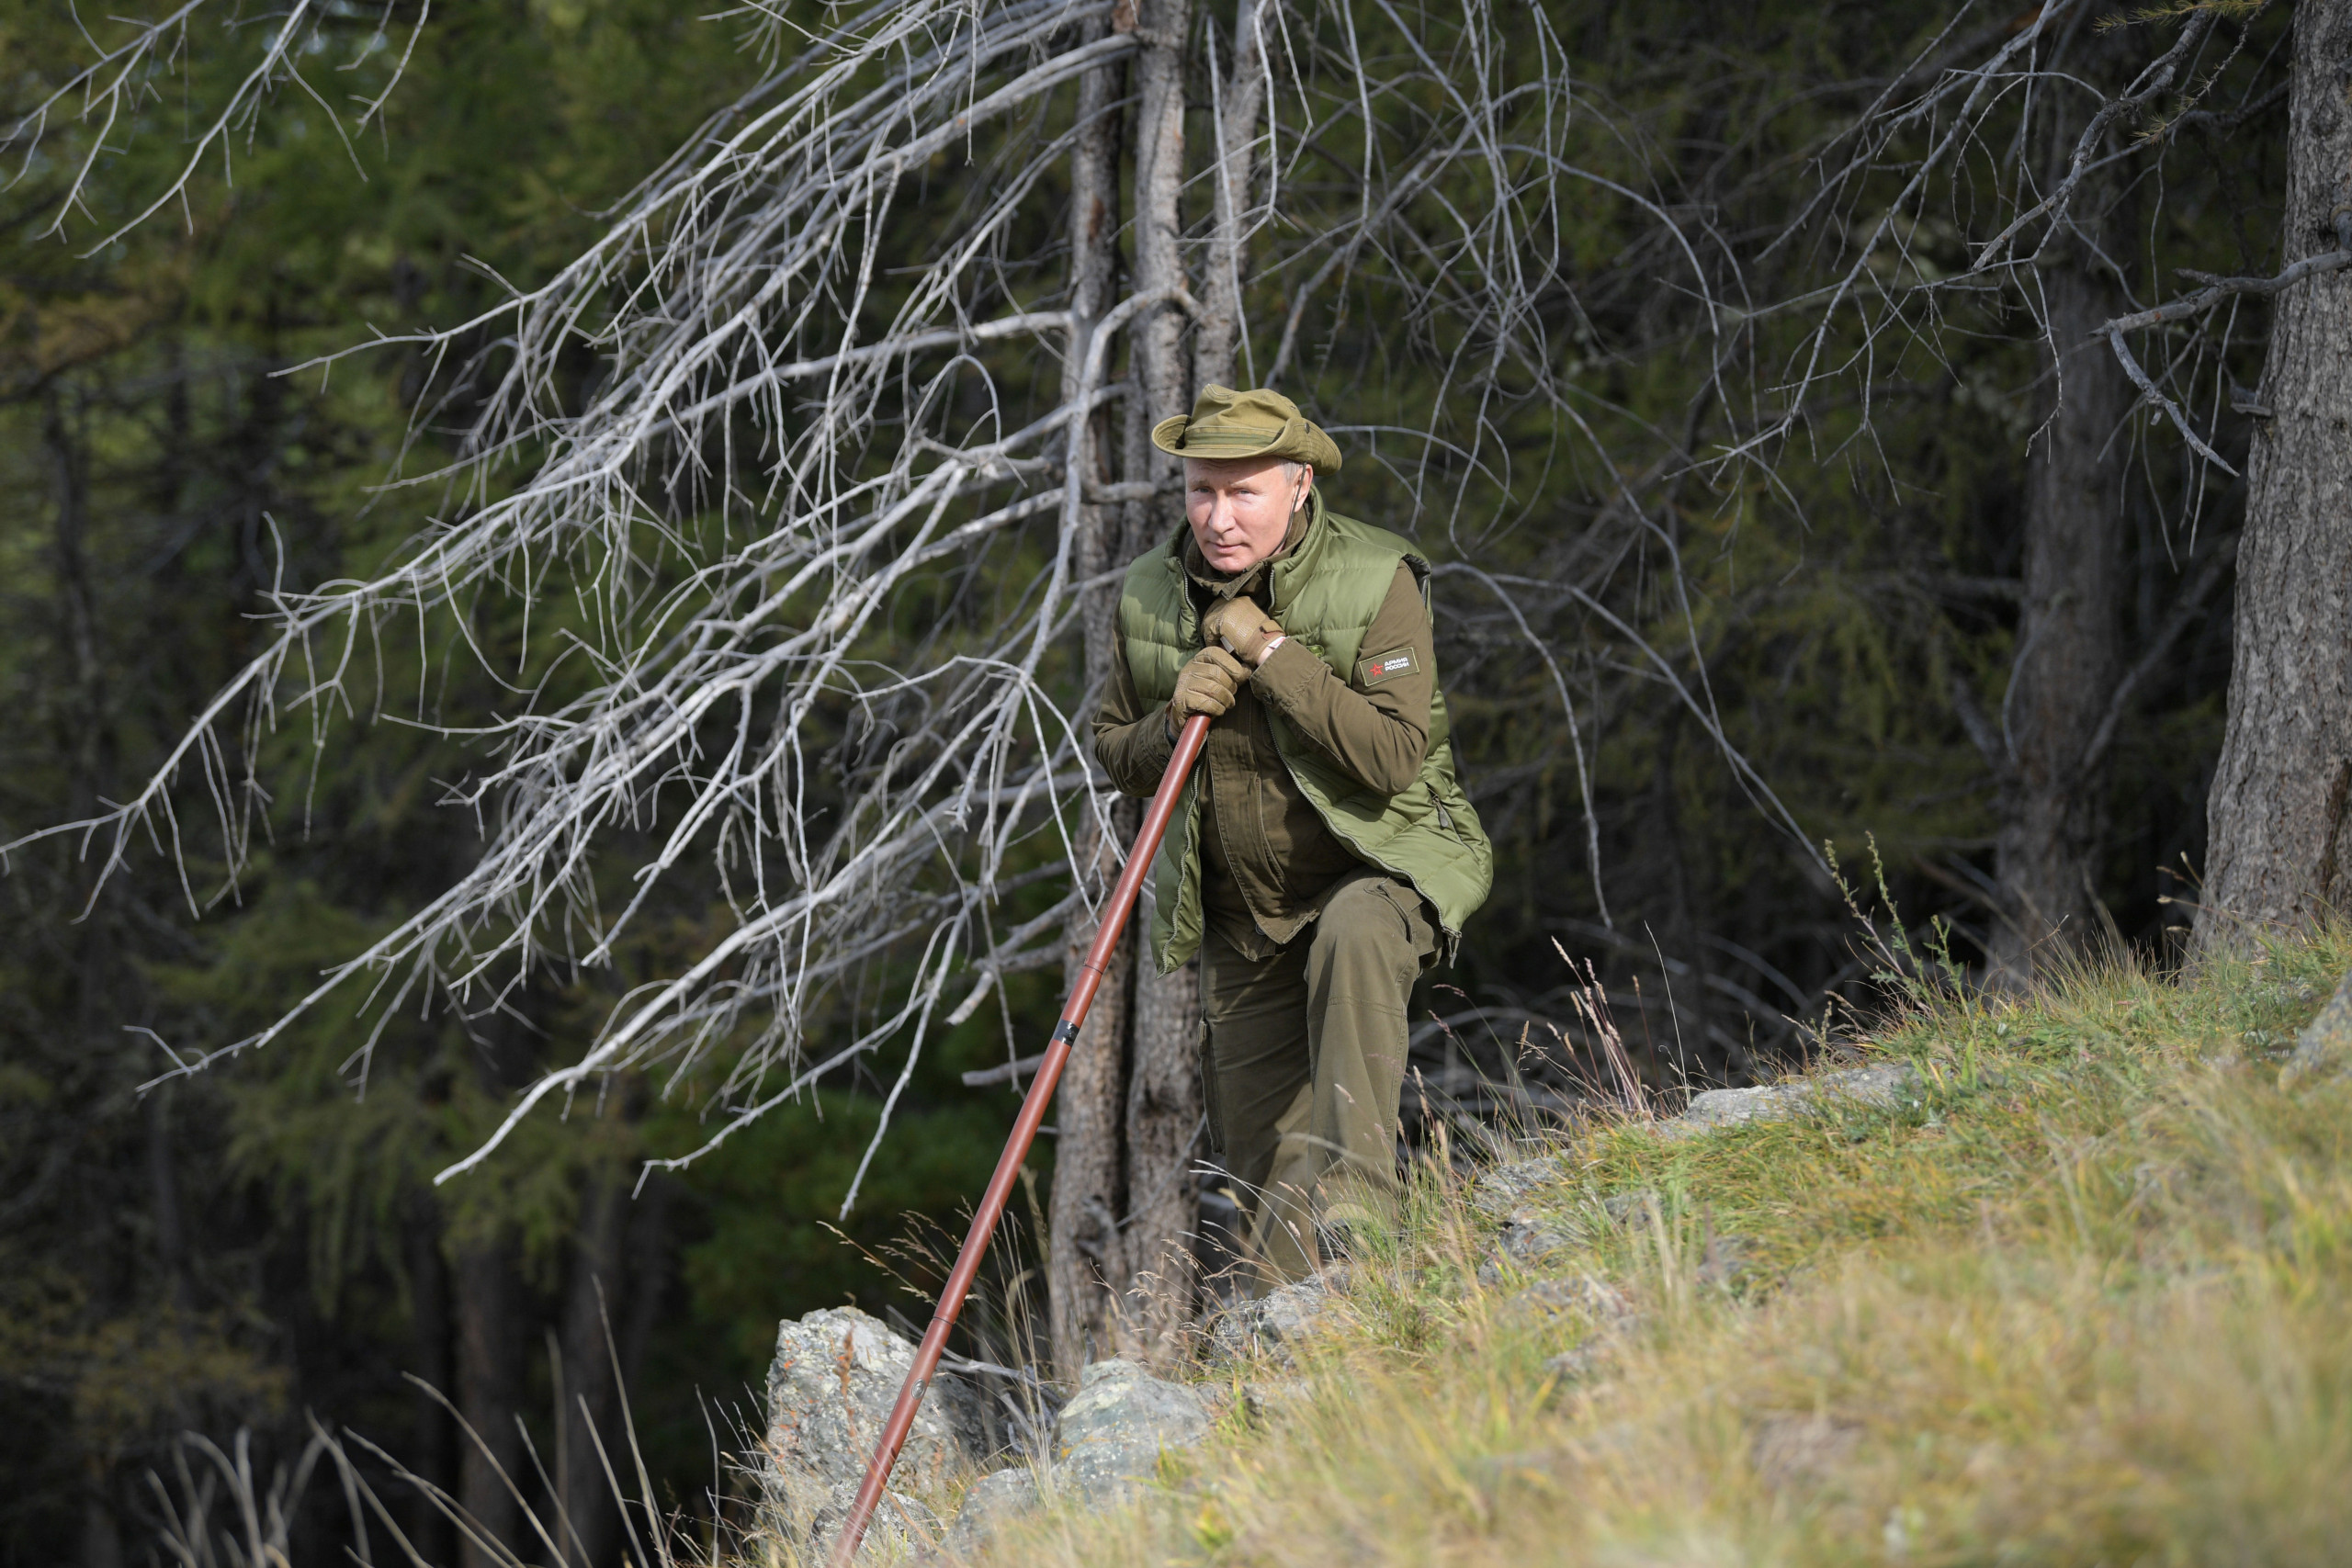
top-left (1206, 1269), bottom-right (1348, 1366)
top-left (761, 1305), bottom-right (996, 1555)
top-left (1052, 1358), bottom-right (1211, 1505)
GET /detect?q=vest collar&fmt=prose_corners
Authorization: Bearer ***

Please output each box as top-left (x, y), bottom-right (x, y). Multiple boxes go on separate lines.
top-left (1264, 488), bottom-right (1331, 616)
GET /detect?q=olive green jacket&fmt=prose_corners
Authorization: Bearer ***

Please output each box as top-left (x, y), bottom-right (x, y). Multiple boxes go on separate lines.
top-left (1101, 498), bottom-right (1493, 973)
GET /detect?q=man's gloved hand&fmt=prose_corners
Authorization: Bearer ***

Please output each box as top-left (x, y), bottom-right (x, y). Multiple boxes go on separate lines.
top-left (1201, 595), bottom-right (1286, 667)
top-left (1168, 646), bottom-right (1251, 730)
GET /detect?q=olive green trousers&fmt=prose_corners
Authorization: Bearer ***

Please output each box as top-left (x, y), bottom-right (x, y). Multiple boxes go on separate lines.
top-left (1197, 869), bottom-right (1438, 1285)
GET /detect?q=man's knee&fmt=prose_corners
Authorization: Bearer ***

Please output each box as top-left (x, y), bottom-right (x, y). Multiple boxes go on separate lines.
top-left (1308, 875), bottom-right (1430, 991)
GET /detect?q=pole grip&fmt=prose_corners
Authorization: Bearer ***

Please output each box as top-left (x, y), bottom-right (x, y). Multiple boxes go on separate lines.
top-left (828, 713), bottom-right (1210, 1564)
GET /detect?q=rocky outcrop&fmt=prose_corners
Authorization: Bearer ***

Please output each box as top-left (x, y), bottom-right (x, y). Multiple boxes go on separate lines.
top-left (1206, 1269), bottom-right (1348, 1366)
top-left (1472, 1154), bottom-right (1570, 1220)
top-left (941, 1465), bottom-right (1042, 1557)
top-left (762, 1303), bottom-right (1218, 1558)
top-left (804, 1480), bottom-right (942, 1562)
top-left (763, 1306), bottom-right (997, 1558)
top-left (1660, 1062), bottom-right (1920, 1139)
top-left (1477, 1208), bottom-right (1583, 1283)
top-left (1053, 1358), bottom-right (1211, 1502)
top-left (942, 1359), bottom-right (1211, 1554)
top-left (1508, 1273), bottom-right (1633, 1325)
top-left (2280, 969), bottom-right (2352, 1089)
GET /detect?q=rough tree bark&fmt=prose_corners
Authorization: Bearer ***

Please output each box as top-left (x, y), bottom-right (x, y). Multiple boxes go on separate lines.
top-left (1096, 0), bottom-right (1204, 1365)
top-left (1986, 248), bottom-right (2132, 983)
top-left (1047, 11), bottom-right (1143, 1379)
top-left (1193, 0), bottom-right (1264, 392)
top-left (2198, 0), bottom-right (2352, 944)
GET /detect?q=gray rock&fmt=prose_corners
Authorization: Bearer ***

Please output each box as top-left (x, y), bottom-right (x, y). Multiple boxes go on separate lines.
top-left (1476, 1207), bottom-right (1587, 1286)
top-left (1660, 1063), bottom-right (1918, 1140)
top-left (763, 1306), bottom-right (992, 1525)
top-left (1497, 1206), bottom-right (1582, 1263)
top-left (1507, 1273), bottom-right (1633, 1325)
top-left (2280, 968), bottom-right (2352, 1089)
top-left (1051, 1359), bottom-right (1211, 1505)
top-left (804, 1478), bottom-right (941, 1563)
top-left (1602, 1190), bottom-right (1659, 1226)
top-left (1541, 1345), bottom-right (1607, 1383)
top-left (1471, 1153), bottom-right (1570, 1221)
top-left (1521, 1273), bottom-right (1639, 1390)
top-left (1207, 1268), bottom-right (1346, 1365)
top-left (940, 1466), bottom-right (1041, 1557)
top-left (1513, 1271), bottom-right (1640, 1390)
top-left (1237, 1378), bottom-right (1309, 1425)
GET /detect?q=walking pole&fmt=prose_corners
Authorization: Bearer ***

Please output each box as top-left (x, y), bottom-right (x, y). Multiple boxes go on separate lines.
top-left (828, 712), bottom-right (1212, 1565)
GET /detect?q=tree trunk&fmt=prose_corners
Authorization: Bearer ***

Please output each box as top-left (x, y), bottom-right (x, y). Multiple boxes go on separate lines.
top-left (1985, 252), bottom-right (2131, 983)
top-left (1110, 0), bottom-right (1206, 1362)
top-left (1049, 0), bottom-right (1222, 1377)
top-left (618, 1171), bottom-right (674, 1397)
top-left (144, 1088), bottom-right (194, 1315)
top-left (405, 1195), bottom-right (458, 1567)
top-left (1125, 0), bottom-right (1193, 448)
top-left (1047, 14), bottom-right (1140, 1380)
top-left (557, 1168), bottom-right (628, 1566)
top-left (1047, 830), bottom-right (1136, 1376)
top-left (2197, 0), bottom-right (2352, 944)
top-left (454, 1236), bottom-right (525, 1567)
top-left (1193, 0), bottom-right (1265, 392)
top-left (1115, 892), bottom-right (1203, 1361)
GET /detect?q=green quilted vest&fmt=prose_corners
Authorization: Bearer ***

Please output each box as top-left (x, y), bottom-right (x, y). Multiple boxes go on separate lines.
top-left (1114, 493), bottom-right (1495, 973)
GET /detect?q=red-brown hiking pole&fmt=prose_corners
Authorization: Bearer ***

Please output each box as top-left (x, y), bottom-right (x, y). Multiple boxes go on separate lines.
top-left (829, 712), bottom-right (1211, 1565)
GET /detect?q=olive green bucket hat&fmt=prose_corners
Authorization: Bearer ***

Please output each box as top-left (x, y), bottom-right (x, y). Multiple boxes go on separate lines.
top-left (1150, 384), bottom-right (1343, 471)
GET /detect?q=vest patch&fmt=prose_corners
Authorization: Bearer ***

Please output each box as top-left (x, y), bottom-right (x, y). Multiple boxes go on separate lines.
top-left (1356, 647), bottom-right (1417, 687)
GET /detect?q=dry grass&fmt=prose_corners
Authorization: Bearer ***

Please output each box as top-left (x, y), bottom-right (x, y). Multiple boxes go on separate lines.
top-left (954, 930), bottom-right (2352, 1567)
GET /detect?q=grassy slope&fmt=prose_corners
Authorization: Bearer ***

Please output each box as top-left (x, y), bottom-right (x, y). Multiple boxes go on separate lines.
top-left (967, 931), bottom-right (2352, 1567)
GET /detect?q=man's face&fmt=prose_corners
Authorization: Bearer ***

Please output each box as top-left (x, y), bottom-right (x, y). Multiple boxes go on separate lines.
top-left (1185, 457), bottom-right (1312, 575)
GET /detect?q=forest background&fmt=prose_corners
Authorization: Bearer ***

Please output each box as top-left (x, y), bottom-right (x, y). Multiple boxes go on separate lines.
top-left (0, 0), bottom-right (2297, 1562)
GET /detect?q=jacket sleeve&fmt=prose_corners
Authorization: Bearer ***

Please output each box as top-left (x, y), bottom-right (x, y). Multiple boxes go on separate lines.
top-left (1252, 563), bottom-right (1432, 795)
top-left (1091, 626), bottom-right (1179, 798)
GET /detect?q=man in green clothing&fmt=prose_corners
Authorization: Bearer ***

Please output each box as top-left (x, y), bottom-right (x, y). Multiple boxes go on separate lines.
top-left (1092, 385), bottom-right (1494, 1285)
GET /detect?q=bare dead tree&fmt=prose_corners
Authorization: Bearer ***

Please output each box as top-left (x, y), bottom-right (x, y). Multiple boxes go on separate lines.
top-left (17, 0), bottom-right (1767, 1372)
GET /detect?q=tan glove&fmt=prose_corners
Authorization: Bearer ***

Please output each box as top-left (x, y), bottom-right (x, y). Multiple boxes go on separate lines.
top-left (1200, 595), bottom-right (1286, 667)
top-left (1167, 646), bottom-right (1250, 728)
